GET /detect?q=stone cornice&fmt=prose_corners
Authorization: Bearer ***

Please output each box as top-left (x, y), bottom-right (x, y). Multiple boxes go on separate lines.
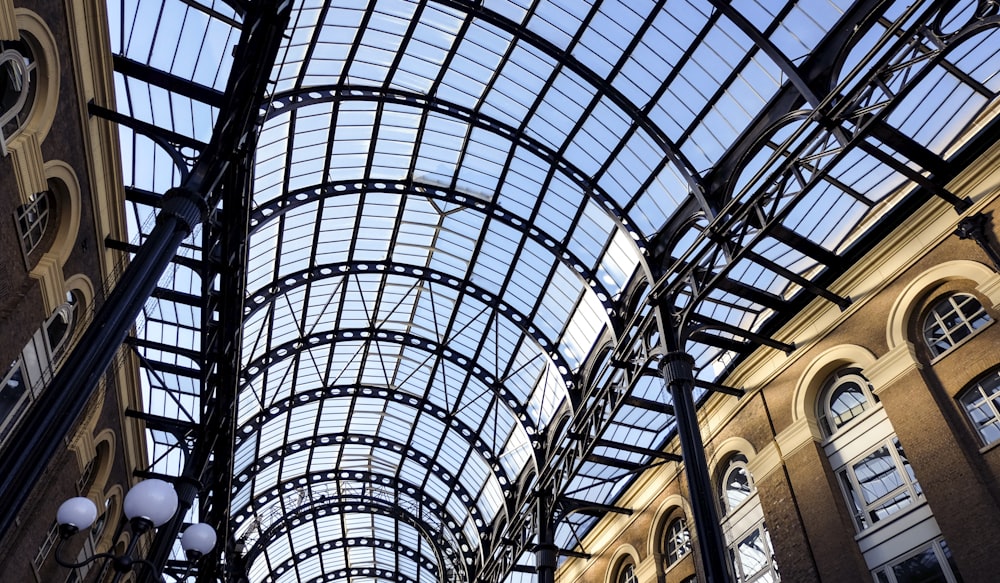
top-left (866, 342), bottom-right (921, 394)
top-left (28, 252), bottom-right (65, 313)
top-left (775, 417), bottom-right (822, 461)
top-left (9, 132), bottom-right (47, 198)
top-left (976, 273), bottom-right (1000, 311)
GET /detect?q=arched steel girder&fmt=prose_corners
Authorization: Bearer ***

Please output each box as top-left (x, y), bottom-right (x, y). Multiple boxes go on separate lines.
top-left (421, 0), bottom-right (706, 195)
top-left (243, 259), bottom-right (579, 382)
top-left (240, 328), bottom-right (545, 441)
top-left (234, 385), bottom-right (518, 493)
top-left (249, 181), bottom-right (624, 336)
top-left (230, 471), bottom-right (479, 567)
top-left (263, 85), bottom-right (651, 255)
top-left (653, 9), bottom-right (999, 315)
top-left (257, 537), bottom-right (440, 583)
top-left (705, 0), bottom-right (821, 110)
top-left (300, 569), bottom-right (417, 583)
top-left (232, 432), bottom-right (493, 541)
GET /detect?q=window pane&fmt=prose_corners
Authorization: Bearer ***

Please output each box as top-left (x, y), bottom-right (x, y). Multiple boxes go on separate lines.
top-left (829, 380), bottom-right (869, 429)
top-left (891, 545), bottom-right (947, 583)
top-left (923, 294), bottom-right (990, 357)
top-left (853, 445), bottom-right (905, 505)
top-left (960, 370), bottom-right (1000, 445)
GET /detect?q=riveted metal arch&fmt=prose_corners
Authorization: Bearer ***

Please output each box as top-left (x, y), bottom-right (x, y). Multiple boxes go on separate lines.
top-left (257, 538), bottom-right (440, 583)
top-left (243, 497), bottom-right (452, 572)
top-left (243, 260), bottom-right (577, 384)
top-left (695, 0), bottom-right (887, 208)
top-left (249, 180), bottom-right (624, 333)
top-left (263, 85), bottom-right (651, 252)
top-left (301, 569), bottom-right (418, 583)
top-left (240, 329), bottom-right (541, 437)
top-left (234, 385), bottom-right (517, 490)
top-left (230, 471), bottom-right (478, 560)
top-left (232, 432), bottom-right (492, 538)
top-left (424, 0), bottom-right (706, 196)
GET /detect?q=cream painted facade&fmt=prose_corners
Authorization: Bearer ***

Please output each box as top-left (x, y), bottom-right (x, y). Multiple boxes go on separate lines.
top-left (558, 141), bottom-right (1000, 583)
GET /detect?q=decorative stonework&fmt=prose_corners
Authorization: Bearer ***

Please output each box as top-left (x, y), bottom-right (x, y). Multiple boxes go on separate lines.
top-left (28, 252), bottom-right (65, 313)
top-left (747, 441), bottom-right (783, 483)
top-left (0, 0), bottom-right (15, 40)
top-left (9, 131), bottom-right (47, 198)
top-left (976, 272), bottom-right (1000, 311)
top-left (775, 417), bottom-right (822, 461)
top-left (866, 342), bottom-right (921, 395)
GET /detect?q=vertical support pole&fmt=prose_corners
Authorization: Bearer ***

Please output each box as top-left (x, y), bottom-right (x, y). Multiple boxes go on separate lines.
top-left (660, 351), bottom-right (732, 583)
top-left (0, 187), bottom-right (206, 538)
top-left (535, 487), bottom-right (557, 583)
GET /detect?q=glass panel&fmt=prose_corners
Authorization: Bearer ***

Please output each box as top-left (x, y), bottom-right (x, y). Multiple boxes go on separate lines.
top-left (829, 380), bottom-right (869, 429)
top-left (891, 545), bottom-right (947, 583)
top-left (665, 519), bottom-right (691, 566)
top-left (923, 294), bottom-right (990, 356)
top-left (961, 370), bottom-right (1000, 445)
top-left (724, 463), bottom-right (752, 512)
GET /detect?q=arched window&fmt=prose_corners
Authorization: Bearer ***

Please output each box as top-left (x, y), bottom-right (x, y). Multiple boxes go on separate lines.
top-left (818, 368), bottom-right (878, 437)
top-left (0, 37), bottom-right (37, 153)
top-left (15, 190), bottom-right (50, 257)
top-left (719, 454), bottom-right (752, 514)
top-left (717, 455), bottom-right (779, 583)
top-left (0, 293), bottom-right (79, 444)
top-left (616, 560), bottom-right (638, 583)
top-left (663, 517), bottom-right (691, 568)
top-left (819, 369), bottom-right (961, 580)
top-left (959, 368), bottom-right (1000, 446)
top-left (923, 292), bottom-right (990, 357)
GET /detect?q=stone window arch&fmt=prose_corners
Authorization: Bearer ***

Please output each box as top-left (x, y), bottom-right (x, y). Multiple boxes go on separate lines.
top-left (0, 36), bottom-right (36, 153)
top-left (612, 554), bottom-right (639, 583)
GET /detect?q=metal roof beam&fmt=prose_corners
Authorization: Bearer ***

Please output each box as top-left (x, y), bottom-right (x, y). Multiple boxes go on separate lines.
top-left (594, 439), bottom-right (682, 463)
top-left (88, 101), bottom-right (207, 153)
top-left (104, 237), bottom-right (205, 271)
top-left (742, 249), bottom-right (851, 309)
top-left (623, 395), bottom-right (675, 416)
top-left (766, 223), bottom-right (840, 267)
top-left (689, 315), bottom-right (795, 353)
top-left (585, 454), bottom-right (643, 472)
top-left (233, 384), bottom-right (516, 488)
top-left (239, 329), bottom-right (541, 436)
top-left (113, 54), bottom-right (225, 108)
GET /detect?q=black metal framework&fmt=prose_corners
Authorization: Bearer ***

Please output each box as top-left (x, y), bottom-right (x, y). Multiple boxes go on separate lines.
top-left (2, 1), bottom-right (998, 583)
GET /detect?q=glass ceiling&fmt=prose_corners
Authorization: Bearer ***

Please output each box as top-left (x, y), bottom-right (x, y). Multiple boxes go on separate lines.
top-left (102, 0), bottom-right (999, 581)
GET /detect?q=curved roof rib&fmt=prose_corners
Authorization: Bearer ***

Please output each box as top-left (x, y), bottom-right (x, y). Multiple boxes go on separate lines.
top-left (103, 0), bottom-right (1000, 581)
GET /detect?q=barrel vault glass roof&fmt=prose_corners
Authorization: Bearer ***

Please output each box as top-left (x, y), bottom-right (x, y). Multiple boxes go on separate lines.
top-left (103, 0), bottom-right (999, 581)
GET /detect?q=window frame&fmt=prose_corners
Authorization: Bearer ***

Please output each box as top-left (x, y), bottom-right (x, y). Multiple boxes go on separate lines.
top-left (872, 538), bottom-right (961, 583)
top-left (15, 190), bottom-right (51, 258)
top-left (718, 454), bottom-right (753, 516)
top-left (818, 368), bottom-right (878, 438)
top-left (837, 436), bottom-right (923, 532)
top-left (958, 367), bottom-right (1000, 447)
top-left (0, 38), bottom-right (38, 154)
top-left (616, 560), bottom-right (639, 583)
top-left (663, 517), bottom-right (691, 568)
top-left (922, 292), bottom-right (991, 359)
